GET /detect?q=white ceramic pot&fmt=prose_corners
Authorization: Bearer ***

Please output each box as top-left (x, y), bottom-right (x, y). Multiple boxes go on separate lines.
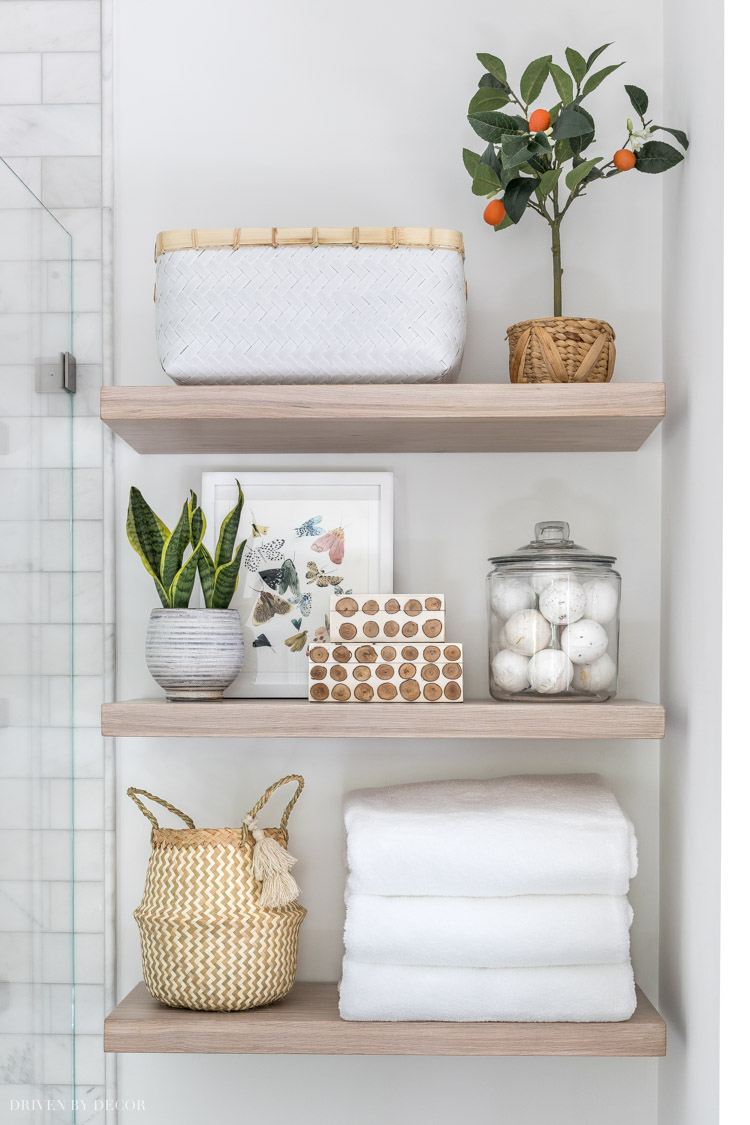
top-left (145, 609), bottom-right (244, 701)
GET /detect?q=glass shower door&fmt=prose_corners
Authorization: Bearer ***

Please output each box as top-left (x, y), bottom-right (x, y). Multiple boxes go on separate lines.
top-left (0, 157), bottom-right (78, 1121)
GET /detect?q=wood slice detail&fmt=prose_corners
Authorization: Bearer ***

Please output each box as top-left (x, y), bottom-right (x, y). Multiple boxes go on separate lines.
top-left (309, 665), bottom-right (327, 681)
top-left (423, 619), bottom-right (442, 638)
top-left (398, 663), bottom-right (417, 680)
top-left (338, 623), bottom-right (357, 641)
top-left (354, 683), bottom-right (374, 702)
top-left (420, 664), bottom-right (440, 682)
top-left (444, 681), bottom-right (461, 701)
top-left (332, 645), bottom-right (352, 662)
top-left (310, 646), bottom-right (329, 663)
top-left (330, 665), bottom-right (347, 682)
top-left (355, 645), bottom-right (378, 663)
top-left (381, 646), bottom-right (397, 661)
top-left (384, 599), bottom-right (400, 614)
top-left (399, 679), bottom-right (421, 701)
top-left (423, 645), bottom-right (441, 662)
top-left (377, 682), bottom-right (397, 700)
top-left (384, 621), bottom-right (399, 637)
top-left (425, 597), bottom-right (443, 611)
top-left (363, 620), bottom-right (380, 638)
top-left (402, 621), bottom-right (418, 637)
top-left (375, 664), bottom-right (394, 680)
top-left (402, 645), bottom-right (419, 661)
top-left (331, 683), bottom-right (351, 702)
top-left (352, 666), bottom-right (371, 681)
top-left (444, 663), bottom-right (463, 680)
top-left (404, 599), bottom-right (423, 616)
top-left (423, 682), bottom-right (443, 701)
top-left (335, 597), bottom-right (358, 617)
top-left (309, 683), bottom-right (329, 700)
top-left (444, 645), bottom-right (461, 661)
top-left (362, 600), bottom-right (379, 615)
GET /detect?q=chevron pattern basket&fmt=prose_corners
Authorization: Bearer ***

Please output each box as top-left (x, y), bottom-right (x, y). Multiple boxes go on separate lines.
top-left (154, 226), bottom-right (467, 385)
top-left (128, 777), bottom-right (306, 1011)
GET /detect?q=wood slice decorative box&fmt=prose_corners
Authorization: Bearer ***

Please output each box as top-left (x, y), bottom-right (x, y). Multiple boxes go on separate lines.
top-left (330, 594), bottom-right (446, 643)
top-left (308, 642), bottom-right (463, 703)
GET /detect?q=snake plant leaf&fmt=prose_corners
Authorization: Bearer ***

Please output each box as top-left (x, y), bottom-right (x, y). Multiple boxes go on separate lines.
top-left (476, 52), bottom-right (507, 85)
top-left (196, 544), bottom-right (216, 607)
top-left (160, 498), bottom-right (192, 593)
top-left (211, 539), bottom-right (247, 609)
top-left (126, 487), bottom-right (170, 602)
top-left (168, 544), bottom-right (202, 609)
top-left (519, 55), bottom-right (552, 106)
top-left (215, 480), bottom-right (244, 567)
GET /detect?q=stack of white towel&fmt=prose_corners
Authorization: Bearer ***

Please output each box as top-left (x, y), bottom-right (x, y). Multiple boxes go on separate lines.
top-left (340, 773), bottom-right (637, 1022)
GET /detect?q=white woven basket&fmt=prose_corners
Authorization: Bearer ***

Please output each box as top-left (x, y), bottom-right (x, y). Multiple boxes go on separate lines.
top-left (154, 226), bottom-right (467, 385)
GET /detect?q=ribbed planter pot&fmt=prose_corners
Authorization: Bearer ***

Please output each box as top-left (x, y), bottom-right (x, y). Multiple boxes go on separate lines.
top-left (145, 609), bottom-right (244, 702)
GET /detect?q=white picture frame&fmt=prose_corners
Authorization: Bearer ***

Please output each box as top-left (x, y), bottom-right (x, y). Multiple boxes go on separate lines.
top-left (201, 472), bottom-right (394, 697)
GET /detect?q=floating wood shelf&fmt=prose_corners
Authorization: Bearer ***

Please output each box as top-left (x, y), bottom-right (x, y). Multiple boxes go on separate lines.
top-left (100, 383), bottom-right (665, 454)
top-left (104, 981), bottom-right (666, 1056)
top-left (102, 698), bottom-right (665, 740)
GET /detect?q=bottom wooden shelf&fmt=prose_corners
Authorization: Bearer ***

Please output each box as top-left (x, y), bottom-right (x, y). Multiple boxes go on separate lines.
top-left (104, 981), bottom-right (666, 1057)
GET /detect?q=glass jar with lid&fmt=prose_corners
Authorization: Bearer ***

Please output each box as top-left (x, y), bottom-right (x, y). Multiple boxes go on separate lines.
top-left (487, 521), bottom-right (620, 702)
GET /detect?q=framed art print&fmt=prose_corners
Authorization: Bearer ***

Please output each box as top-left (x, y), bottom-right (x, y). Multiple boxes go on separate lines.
top-left (201, 472), bottom-right (393, 697)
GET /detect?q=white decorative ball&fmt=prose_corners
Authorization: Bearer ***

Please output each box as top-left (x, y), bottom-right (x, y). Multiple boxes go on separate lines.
top-left (573, 653), bottom-right (617, 693)
top-left (584, 579), bottom-right (619, 625)
top-left (504, 609), bottom-right (552, 656)
top-left (490, 578), bottom-right (535, 620)
top-left (528, 648), bottom-right (574, 694)
top-left (530, 571), bottom-right (557, 595)
top-left (539, 579), bottom-right (587, 625)
top-left (561, 619), bottom-right (609, 664)
top-left (495, 620), bottom-right (508, 650)
top-left (491, 650), bottom-right (530, 693)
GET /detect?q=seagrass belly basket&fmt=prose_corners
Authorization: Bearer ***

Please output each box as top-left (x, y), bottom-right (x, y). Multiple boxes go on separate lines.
top-left (128, 775), bottom-right (306, 1011)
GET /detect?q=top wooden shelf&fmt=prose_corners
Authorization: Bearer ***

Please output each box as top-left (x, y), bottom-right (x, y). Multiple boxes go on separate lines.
top-left (100, 383), bottom-right (665, 454)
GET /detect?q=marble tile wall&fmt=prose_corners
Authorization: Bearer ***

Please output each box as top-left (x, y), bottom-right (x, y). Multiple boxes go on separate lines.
top-left (0, 3), bottom-right (111, 1122)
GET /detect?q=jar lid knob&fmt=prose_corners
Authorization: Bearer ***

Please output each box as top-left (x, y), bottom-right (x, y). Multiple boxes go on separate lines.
top-left (534, 521), bottom-right (570, 544)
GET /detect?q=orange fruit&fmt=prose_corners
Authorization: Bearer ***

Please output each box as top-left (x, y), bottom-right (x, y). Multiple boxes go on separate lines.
top-left (613, 148), bottom-right (636, 171)
top-left (528, 108), bottom-right (551, 133)
top-left (483, 198), bottom-right (506, 226)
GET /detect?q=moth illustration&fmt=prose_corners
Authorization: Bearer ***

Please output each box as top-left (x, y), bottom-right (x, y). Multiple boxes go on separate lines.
top-left (284, 630), bottom-right (308, 653)
top-left (306, 561), bottom-right (343, 587)
top-left (291, 592), bottom-right (312, 617)
top-left (259, 558), bottom-right (300, 597)
top-left (312, 526), bottom-right (345, 565)
top-left (291, 618), bottom-right (302, 630)
top-left (244, 538), bottom-right (285, 571)
top-left (251, 590), bottom-right (293, 626)
top-left (295, 515), bottom-right (323, 537)
top-left (252, 523), bottom-right (270, 538)
top-left (252, 633), bottom-right (273, 649)
top-left (333, 585), bottom-right (353, 596)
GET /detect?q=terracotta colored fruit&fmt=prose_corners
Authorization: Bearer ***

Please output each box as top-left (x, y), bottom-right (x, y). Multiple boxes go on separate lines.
top-left (483, 198), bottom-right (506, 226)
top-left (613, 148), bottom-right (636, 171)
top-left (528, 108), bottom-right (551, 133)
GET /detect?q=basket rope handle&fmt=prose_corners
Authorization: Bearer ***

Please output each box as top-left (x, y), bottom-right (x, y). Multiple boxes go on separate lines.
top-left (245, 775), bottom-right (304, 831)
top-left (127, 787), bottom-right (196, 830)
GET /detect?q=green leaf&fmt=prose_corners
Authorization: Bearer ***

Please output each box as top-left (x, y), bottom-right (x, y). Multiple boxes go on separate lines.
top-left (549, 63), bottom-right (574, 105)
top-left (653, 125), bottom-right (689, 149)
top-left (160, 497), bottom-right (192, 593)
top-left (520, 55), bottom-right (552, 105)
top-left (634, 139), bottom-right (684, 174)
top-left (537, 167), bottom-right (562, 198)
top-left (478, 72), bottom-right (504, 90)
top-left (476, 52), bottom-right (507, 85)
top-left (462, 148), bottom-right (481, 179)
top-left (554, 138), bottom-right (575, 163)
top-left (499, 133), bottom-right (537, 171)
top-left (196, 544), bottom-right (215, 608)
top-left (565, 47), bottom-right (586, 85)
top-left (468, 110), bottom-right (522, 143)
top-left (625, 84), bottom-right (649, 118)
top-left (168, 544), bottom-right (201, 608)
top-left (503, 177), bottom-right (539, 223)
top-left (581, 62), bottom-right (623, 97)
top-left (126, 487), bottom-right (169, 603)
top-left (480, 142), bottom-right (502, 176)
top-left (211, 540), bottom-right (246, 609)
top-left (586, 43), bottom-right (612, 71)
top-left (468, 87), bottom-right (510, 113)
top-left (215, 480), bottom-right (243, 567)
top-left (565, 156), bottom-right (602, 190)
top-left (569, 105), bottom-right (595, 155)
top-left (552, 105), bottom-right (594, 139)
top-left (493, 214), bottom-right (514, 230)
top-left (472, 161), bottom-right (501, 196)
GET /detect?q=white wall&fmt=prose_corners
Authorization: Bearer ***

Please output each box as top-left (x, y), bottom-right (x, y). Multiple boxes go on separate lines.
top-left (659, 0), bottom-right (723, 1122)
top-left (113, 2), bottom-right (665, 1122)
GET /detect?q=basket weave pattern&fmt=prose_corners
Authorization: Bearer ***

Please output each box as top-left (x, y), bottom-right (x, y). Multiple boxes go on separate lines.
top-left (155, 244), bottom-right (466, 385)
top-left (507, 317), bottom-right (616, 384)
top-left (130, 781), bottom-right (306, 1012)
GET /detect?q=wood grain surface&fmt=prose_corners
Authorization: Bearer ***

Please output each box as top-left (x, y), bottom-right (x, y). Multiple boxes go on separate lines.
top-left (100, 383), bottom-right (666, 454)
top-left (104, 981), bottom-right (666, 1056)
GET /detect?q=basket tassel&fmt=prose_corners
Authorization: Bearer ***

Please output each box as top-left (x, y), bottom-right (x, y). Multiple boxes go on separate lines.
top-left (243, 816), bottom-right (300, 909)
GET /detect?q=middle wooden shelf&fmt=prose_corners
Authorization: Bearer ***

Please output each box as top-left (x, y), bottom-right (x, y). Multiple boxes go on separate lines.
top-left (102, 697), bottom-right (665, 740)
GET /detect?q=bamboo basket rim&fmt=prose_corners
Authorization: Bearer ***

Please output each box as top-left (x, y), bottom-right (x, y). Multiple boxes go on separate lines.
top-left (155, 226), bottom-right (465, 260)
top-left (506, 315), bottom-right (616, 338)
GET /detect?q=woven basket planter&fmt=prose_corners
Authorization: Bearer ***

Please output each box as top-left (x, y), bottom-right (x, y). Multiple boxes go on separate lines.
top-left (155, 226), bottom-right (467, 385)
top-left (507, 317), bottom-right (616, 384)
top-left (129, 777), bottom-right (306, 1012)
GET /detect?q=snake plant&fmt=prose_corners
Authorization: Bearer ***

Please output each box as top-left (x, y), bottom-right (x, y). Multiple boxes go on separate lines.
top-left (190, 480), bottom-right (247, 609)
top-left (127, 487), bottom-right (206, 608)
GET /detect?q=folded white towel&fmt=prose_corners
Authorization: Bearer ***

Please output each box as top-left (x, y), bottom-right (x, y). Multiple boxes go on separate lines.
top-left (344, 894), bottom-right (633, 968)
top-left (339, 959), bottom-right (637, 1022)
top-left (344, 773), bottom-right (637, 897)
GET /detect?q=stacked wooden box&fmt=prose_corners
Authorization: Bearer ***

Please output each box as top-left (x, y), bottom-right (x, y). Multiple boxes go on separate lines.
top-left (308, 594), bottom-right (463, 703)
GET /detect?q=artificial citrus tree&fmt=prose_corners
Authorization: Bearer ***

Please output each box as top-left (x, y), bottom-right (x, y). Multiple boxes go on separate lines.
top-left (464, 45), bottom-right (688, 316)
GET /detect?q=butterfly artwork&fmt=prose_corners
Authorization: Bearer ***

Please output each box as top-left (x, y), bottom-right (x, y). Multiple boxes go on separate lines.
top-left (294, 515), bottom-right (324, 538)
top-left (284, 630), bottom-right (308, 653)
top-left (252, 523), bottom-right (270, 538)
top-left (312, 526), bottom-right (345, 565)
top-left (259, 558), bottom-right (300, 597)
top-left (291, 618), bottom-right (302, 630)
top-left (333, 585), bottom-right (353, 596)
top-left (252, 633), bottom-right (273, 649)
top-left (290, 592), bottom-right (312, 617)
top-left (251, 590), bottom-right (293, 627)
top-left (244, 539), bottom-right (285, 571)
top-left (306, 561), bottom-right (343, 587)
